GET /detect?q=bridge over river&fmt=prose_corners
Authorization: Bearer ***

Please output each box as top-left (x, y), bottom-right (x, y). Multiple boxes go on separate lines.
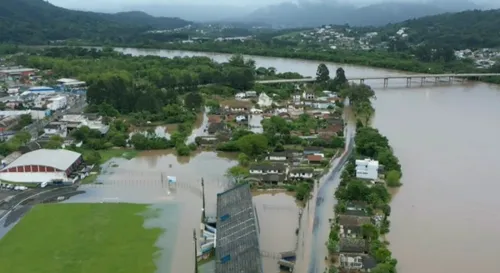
top-left (256, 73), bottom-right (500, 87)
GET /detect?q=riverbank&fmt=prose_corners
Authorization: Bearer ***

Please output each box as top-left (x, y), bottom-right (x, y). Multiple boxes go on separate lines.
top-left (326, 83), bottom-right (403, 272)
top-left (89, 42), bottom-right (500, 85)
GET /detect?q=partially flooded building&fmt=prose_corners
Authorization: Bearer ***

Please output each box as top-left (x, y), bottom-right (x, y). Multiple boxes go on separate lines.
top-left (215, 183), bottom-right (263, 273)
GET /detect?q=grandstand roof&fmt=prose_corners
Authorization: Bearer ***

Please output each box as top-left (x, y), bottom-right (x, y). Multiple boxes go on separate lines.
top-left (215, 183), bottom-right (263, 273)
top-left (3, 149), bottom-right (81, 171)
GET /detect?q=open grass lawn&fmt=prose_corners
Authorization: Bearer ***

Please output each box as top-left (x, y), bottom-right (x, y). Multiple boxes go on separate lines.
top-left (0, 203), bottom-right (163, 273)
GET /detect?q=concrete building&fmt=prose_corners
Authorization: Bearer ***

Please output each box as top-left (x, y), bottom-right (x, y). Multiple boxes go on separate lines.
top-left (47, 96), bottom-right (67, 110)
top-left (355, 158), bottom-right (379, 180)
top-left (0, 68), bottom-right (36, 78)
top-left (0, 149), bottom-right (83, 183)
top-left (60, 114), bottom-right (110, 134)
top-left (44, 122), bottom-right (68, 138)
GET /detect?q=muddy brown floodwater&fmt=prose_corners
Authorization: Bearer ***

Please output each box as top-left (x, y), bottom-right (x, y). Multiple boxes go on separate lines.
top-left (98, 46), bottom-right (500, 273)
top-left (253, 191), bottom-right (301, 272)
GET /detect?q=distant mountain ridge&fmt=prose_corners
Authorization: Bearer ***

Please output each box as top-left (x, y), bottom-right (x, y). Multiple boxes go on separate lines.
top-left (0, 0), bottom-right (191, 44)
top-left (240, 0), bottom-right (482, 27)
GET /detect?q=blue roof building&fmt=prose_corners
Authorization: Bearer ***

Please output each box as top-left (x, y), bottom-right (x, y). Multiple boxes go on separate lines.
top-left (29, 86), bottom-right (56, 93)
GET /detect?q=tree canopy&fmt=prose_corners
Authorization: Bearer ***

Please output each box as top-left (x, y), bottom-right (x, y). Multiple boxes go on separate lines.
top-left (0, 0), bottom-right (190, 44)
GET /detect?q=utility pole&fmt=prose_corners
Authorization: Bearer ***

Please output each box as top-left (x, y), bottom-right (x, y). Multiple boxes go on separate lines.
top-left (201, 177), bottom-right (206, 223)
top-left (193, 229), bottom-right (199, 273)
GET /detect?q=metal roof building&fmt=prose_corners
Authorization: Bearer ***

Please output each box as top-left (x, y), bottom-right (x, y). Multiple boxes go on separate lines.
top-left (0, 149), bottom-right (83, 183)
top-left (215, 183), bottom-right (263, 273)
top-left (29, 86), bottom-right (56, 94)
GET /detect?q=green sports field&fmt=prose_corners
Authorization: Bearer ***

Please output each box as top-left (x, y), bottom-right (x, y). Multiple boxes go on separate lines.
top-left (0, 203), bottom-right (163, 273)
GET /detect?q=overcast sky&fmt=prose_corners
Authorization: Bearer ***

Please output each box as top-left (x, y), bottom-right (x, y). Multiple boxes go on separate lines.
top-left (49, 0), bottom-right (497, 9)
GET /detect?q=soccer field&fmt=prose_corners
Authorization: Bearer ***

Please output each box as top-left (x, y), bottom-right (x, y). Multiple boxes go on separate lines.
top-left (0, 203), bottom-right (163, 273)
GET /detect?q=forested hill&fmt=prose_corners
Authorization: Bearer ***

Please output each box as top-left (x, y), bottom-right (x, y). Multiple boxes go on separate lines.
top-left (378, 9), bottom-right (500, 49)
top-left (0, 0), bottom-right (191, 44)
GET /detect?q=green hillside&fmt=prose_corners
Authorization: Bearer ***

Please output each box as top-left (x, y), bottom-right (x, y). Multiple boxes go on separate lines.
top-left (380, 9), bottom-right (500, 49)
top-left (0, 0), bottom-right (190, 44)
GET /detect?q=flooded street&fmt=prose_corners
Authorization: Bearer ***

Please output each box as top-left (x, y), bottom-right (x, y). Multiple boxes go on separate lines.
top-left (249, 114), bottom-right (264, 133)
top-left (253, 191), bottom-right (300, 272)
top-left (113, 47), bottom-right (500, 273)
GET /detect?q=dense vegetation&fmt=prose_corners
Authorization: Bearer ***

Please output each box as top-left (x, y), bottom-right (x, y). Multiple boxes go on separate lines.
top-left (0, 0), bottom-right (189, 44)
top-left (15, 47), bottom-right (258, 155)
top-left (382, 9), bottom-right (500, 50)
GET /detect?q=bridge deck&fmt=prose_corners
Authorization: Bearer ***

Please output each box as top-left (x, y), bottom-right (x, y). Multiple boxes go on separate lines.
top-left (256, 73), bottom-right (500, 84)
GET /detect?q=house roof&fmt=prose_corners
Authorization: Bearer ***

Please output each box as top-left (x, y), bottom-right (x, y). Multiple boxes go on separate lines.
top-left (208, 122), bottom-right (225, 134)
top-left (268, 152), bottom-right (287, 157)
top-left (221, 100), bottom-right (251, 109)
top-left (250, 173), bottom-right (287, 182)
top-left (304, 146), bottom-right (324, 152)
top-left (289, 168), bottom-right (314, 174)
top-left (340, 225), bottom-right (362, 236)
top-left (249, 163), bottom-right (286, 171)
top-left (307, 155), bottom-right (324, 162)
top-left (208, 115), bottom-right (222, 123)
top-left (346, 201), bottom-right (368, 209)
top-left (339, 237), bottom-right (368, 253)
top-left (343, 209), bottom-right (370, 217)
top-left (362, 255), bottom-right (377, 269)
top-left (338, 215), bottom-right (372, 226)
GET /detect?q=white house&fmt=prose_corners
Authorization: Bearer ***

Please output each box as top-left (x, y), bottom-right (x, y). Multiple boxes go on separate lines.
top-left (289, 168), bottom-right (314, 180)
top-left (355, 158), bottom-right (379, 180)
top-left (235, 92), bottom-right (246, 100)
top-left (250, 108), bottom-right (263, 114)
top-left (7, 88), bottom-right (20, 95)
top-left (47, 96), bottom-right (67, 110)
top-left (235, 115), bottom-right (247, 122)
top-left (258, 92), bottom-right (273, 107)
top-left (267, 152), bottom-right (287, 161)
top-left (44, 122), bottom-right (68, 138)
top-left (245, 91), bottom-right (257, 97)
top-left (302, 91), bottom-right (315, 100)
top-left (275, 108), bottom-right (287, 114)
top-left (292, 94), bottom-right (301, 104)
top-left (249, 163), bottom-right (287, 175)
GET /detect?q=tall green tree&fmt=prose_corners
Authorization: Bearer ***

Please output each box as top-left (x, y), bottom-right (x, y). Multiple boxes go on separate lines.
top-left (316, 63), bottom-right (330, 82)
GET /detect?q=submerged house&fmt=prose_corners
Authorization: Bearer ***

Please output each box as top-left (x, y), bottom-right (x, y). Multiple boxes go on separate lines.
top-left (355, 158), bottom-right (379, 180)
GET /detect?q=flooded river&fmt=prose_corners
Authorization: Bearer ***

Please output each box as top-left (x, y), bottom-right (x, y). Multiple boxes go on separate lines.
top-left (114, 47), bottom-right (500, 273)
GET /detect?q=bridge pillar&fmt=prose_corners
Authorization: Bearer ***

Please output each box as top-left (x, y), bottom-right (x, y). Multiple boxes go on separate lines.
top-left (421, 77), bottom-right (425, 86)
top-left (383, 78), bottom-right (388, 88)
top-left (360, 79), bottom-right (364, 84)
top-left (434, 77), bottom-right (439, 85)
top-left (406, 77), bottom-right (412, 87)
top-left (449, 76), bottom-right (453, 84)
